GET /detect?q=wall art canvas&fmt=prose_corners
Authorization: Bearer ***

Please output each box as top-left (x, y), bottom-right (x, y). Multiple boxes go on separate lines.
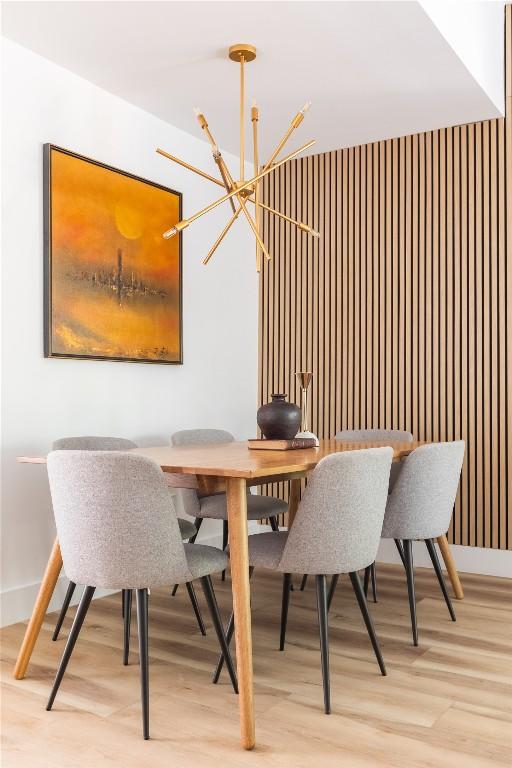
top-left (44, 144), bottom-right (182, 363)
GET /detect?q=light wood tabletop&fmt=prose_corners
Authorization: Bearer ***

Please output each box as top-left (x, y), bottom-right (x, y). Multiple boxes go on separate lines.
top-left (14, 439), bottom-right (464, 750)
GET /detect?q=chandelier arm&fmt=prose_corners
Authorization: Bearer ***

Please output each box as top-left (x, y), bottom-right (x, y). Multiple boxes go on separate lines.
top-left (214, 155), bottom-right (237, 213)
top-left (194, 109), bottom-right (237, 213)
top-left (203, 206), bottom-right (242, 265)
top-left (248, 198), bottom-right (320, 237)
top-left (163, 139), bottom-right (315, 238)
top-left (237, 197), bottom-right (271, 261)
top-left (156, 148), bottom-right (225, 187)
top-left (262, 103), bottom-right (311, 172)
top-left (251, 103), bottom-right (261, 271)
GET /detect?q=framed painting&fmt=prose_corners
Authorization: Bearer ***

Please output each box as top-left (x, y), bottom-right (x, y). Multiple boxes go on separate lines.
top-left (43, 144), bottom-right (182, 364)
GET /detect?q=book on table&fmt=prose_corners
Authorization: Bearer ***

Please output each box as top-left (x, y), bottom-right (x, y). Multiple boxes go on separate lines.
top-left (248, 438), bottom-right (317, 451)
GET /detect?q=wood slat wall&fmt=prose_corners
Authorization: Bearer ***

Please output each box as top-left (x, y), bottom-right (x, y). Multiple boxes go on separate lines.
top-left (258, 5), bottom-right (512, 549)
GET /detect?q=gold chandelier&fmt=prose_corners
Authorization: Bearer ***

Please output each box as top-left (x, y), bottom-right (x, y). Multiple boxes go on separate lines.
top-left (158, 43), bottom-right (319, 271)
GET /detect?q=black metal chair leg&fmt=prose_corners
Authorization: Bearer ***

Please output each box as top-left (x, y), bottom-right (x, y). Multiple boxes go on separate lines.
top-left (269, 516), bottom-right (280, 532)
top-left (403, 539), bottom-right (418, 646)
top-left (47, 586), bottom-right (95, 710)
top-left (370, 562), bottom-right (378, 603)
top-left (136, 589), bottom-right (150, 740)
top-left (52, 580), bottom-right (77, 641)
top-left (349, 571), bottom-right (387, 675)
top-left (122, 588), bottom-right (125, 618)
top-left (327, 574), bottom-right (339, 611)
top-left (299, 574), bottom-right (308, 591)
top-left (425, 538), bottom-right (456, 621)
top-left (315, 575), bottom-right (331, 714)
top-left (394, 538), bottom-right (406, 567)
top-left (280, 573), bottom-right (292, 650)
top-left (173, 518), bottom-right (204, 595)
top-left (363, 565), bottom-right (370, 597)
top-left (200, 576), bottom-right (238, 694)
top-left (212, 566), bottom-right (253, 684)
top-left (188, 517), bottom-right (204, 544)
top-left (123, 589), bottom-right (132, 665)
top-left (185, 581), bottom-right (207, 635)
top-left (221, 520), bottom-right (229, 581)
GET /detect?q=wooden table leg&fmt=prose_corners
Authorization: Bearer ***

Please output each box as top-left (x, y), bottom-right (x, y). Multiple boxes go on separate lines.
top-left (287, 477), bottom-right (301, 530)
top-left (436, 534), bottom-right (464, 599)
top-left (226, 478), bottom-right (255, 750)
top-left (13, 538), bottom-right (63, 679)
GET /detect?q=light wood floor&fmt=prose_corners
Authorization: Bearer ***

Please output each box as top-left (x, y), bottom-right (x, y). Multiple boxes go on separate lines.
top-left (1, 564), bottom-right (511, 767)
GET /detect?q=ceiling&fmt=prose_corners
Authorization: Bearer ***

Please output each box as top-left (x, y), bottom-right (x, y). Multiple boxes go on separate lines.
top-left (2, 1), bottom-right (504, 161)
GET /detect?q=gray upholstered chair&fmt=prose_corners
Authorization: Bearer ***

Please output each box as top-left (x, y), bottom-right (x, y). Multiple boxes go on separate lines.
top-left (170, 429), bottom-right (288, 581)
top-left (45, 451), bottom-right (237, 740)
top-left (215, 447), bottom-right (393, 714)
top-left (327, 428), bottom-right (414, 601)
top-left (381, 441), bottom-right (465, 646)
top-left (51, 437), bottom-right (202, 643)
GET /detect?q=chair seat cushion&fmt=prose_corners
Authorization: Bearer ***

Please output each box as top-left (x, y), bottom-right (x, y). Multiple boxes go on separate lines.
top-left (197, 493), bottom-right (287, 521)
top-left (247, 531), bottom-right (289, 569)
top-left (183, 543), bottom-right (228, 581)
top-left (177, 517), bottom-right (196, 540)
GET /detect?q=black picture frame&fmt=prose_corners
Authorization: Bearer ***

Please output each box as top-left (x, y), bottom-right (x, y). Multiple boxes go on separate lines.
top-left (43, 143), bottom-right (183, 364)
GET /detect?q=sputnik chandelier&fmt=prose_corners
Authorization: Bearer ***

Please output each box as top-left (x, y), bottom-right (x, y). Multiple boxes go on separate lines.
top-left (158, 43), bottom-right (319, 271)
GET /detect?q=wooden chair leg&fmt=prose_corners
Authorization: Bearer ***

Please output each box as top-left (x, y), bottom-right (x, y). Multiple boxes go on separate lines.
top-left (123, 589), bottom-right (132, 665)
top-left (349, 571), bottom-right (386, 675)
top-left (136, 588), bottom-right (150, 740)
top-left (279, 573), bottom-right (292, 650)
top-left (47, 586), bottom-right (95, 710)
top-left (185, 581), bottom-right (207, 635)
top-left (403, 539), bottom-right (418, 646)
top-left (425, 539), bottom-right (456, 621)
top-left (315, 575), bottom-right (331, 714)
top-left (52, 580), bottom-right (77, 641)
top-left (212, 567), bottom-right (254, 684)
top-left (201, 576), bottom-right (238, 694)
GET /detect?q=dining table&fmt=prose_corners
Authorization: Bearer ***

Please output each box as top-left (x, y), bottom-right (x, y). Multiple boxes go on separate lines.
top-left (14, 438), bottom-right (464, 750)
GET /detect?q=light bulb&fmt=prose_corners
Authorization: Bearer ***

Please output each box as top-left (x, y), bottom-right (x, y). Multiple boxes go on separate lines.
top-left (300, 101), bottom-right (311, 115)
top-left (193, 106), bottom-right (202, 117)
top-left (251, 97), bottom-right (257, 108)
top-left (163, 226), bottom-right (177, 239)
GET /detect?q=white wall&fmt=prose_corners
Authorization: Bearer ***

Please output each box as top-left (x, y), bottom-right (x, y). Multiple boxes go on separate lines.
top-left (0, 39), bottom-right (257, 625)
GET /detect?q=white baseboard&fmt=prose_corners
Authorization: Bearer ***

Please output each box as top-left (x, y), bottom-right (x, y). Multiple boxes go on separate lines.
top-left (376, 539), bottom-right (512, 578)
top-left (0, 532), bottom-right (222, 628)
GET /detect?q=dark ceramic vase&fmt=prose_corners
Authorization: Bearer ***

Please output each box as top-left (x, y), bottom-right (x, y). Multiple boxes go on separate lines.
top-left (257, 394), bottom-right (301, 440)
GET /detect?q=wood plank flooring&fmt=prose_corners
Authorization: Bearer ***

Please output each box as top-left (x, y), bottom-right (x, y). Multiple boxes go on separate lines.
top-left (1, 564), bottom-right (511, 767)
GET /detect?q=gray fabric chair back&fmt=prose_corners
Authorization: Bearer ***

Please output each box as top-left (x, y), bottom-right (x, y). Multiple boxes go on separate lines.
top-left (278, 447), bottom-right (393, 575)
top-left (382, 441), bottom-right (465, 540)
top-left (171, 429), bottom-right (235, 447)
top-left (47, 451), bottom-right (192, 590)
top-left (52, 436), bottom-right (137, 451)
top-left (335, 429), bottom-right (413, 443)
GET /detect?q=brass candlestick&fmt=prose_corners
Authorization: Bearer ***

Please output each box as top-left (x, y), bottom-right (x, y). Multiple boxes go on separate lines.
top-left (294, 371), bottom-right (313, 432)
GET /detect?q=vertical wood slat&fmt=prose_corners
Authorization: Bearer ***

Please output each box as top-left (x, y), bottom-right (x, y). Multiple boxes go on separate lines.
top-left (258, 7), bottom-right (511, 550)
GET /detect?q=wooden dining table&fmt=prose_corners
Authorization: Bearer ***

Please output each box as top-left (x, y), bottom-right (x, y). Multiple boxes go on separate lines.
top-left (14, 439), bottom-right (464, 750)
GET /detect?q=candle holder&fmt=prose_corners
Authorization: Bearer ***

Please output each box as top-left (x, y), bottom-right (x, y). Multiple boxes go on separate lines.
top-left (293, 371), bottom-right (319, 446)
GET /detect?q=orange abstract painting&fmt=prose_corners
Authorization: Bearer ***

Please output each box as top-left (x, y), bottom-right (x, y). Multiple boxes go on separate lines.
top-left (44, 145), bottom-right (182, 363)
